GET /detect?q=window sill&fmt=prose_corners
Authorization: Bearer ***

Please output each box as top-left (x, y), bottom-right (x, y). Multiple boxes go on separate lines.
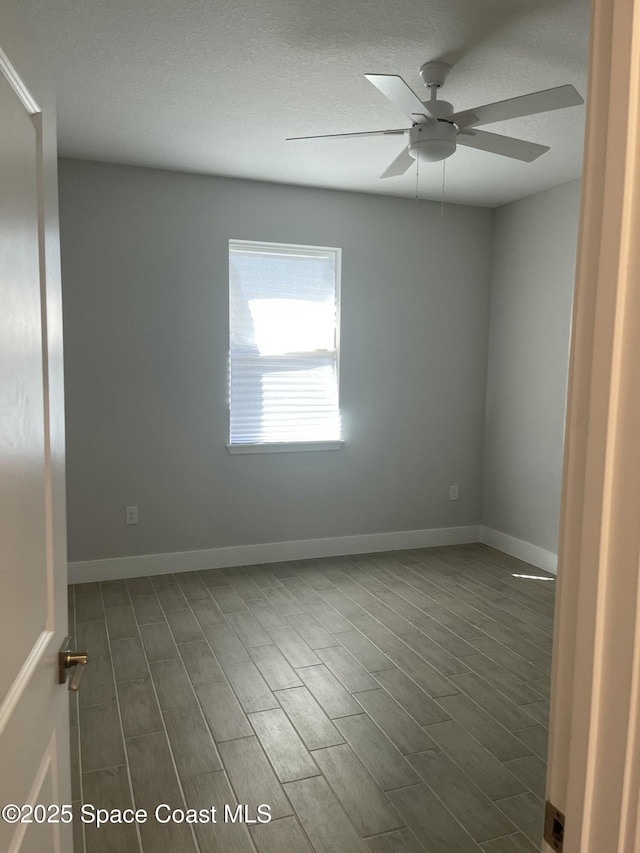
top-left (227, 441), bottom-right (344, 455)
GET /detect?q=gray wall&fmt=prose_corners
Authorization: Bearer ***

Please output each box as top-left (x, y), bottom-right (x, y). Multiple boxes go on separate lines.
top-left (482, 179), bottom-right (581, 554)
top-left (59, 159), bottom-right (493, 562)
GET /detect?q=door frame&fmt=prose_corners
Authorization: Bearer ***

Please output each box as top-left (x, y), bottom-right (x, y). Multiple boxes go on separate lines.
top-left (546, 0), bottom-right (640, 850)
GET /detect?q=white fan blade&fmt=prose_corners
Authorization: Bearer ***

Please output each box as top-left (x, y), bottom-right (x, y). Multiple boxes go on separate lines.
top-left (451, 84), bottom-right (584, 129)
top-left (381, 147), bottom-right (415, 178)
top-left (457, 129), bottom-right (549, 161)
top-left (287, 128), bottom-right (408, 141)
top-left (365, 74), bottom-right (432, 120)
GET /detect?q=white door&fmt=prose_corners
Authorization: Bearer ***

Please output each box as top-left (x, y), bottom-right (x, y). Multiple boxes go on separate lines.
top-left (0, 29), bottom-right (72, 853)
top-left (545, 0), bottom-right (640, 851)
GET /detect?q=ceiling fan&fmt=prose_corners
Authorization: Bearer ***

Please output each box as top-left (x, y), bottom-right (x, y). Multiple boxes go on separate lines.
top-left (287, 61), bottom-right (584, 178)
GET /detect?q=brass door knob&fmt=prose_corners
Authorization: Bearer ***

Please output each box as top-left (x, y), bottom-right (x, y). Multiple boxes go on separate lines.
top-left (59, 637), bottom-right (89, 691)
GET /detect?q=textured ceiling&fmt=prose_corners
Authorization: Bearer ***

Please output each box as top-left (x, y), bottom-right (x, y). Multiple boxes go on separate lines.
top-left (20, 0), bottom-right (590, 207)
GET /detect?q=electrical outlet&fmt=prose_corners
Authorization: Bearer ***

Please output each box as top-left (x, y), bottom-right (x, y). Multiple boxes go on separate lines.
top-left (449, 485), bottom-right (459, 501)
top-left (125, 506), bottom-right (138, 525)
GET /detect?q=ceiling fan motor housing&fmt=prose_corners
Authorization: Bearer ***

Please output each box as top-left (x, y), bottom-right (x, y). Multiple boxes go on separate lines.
top-left (408, 122), bottom-right (456, 162)
top-left (419, 60), bottom-right (451, 90)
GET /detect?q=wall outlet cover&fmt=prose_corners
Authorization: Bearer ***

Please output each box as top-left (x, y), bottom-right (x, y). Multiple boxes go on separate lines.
top-left (125, 506), bottom-right (138, 525)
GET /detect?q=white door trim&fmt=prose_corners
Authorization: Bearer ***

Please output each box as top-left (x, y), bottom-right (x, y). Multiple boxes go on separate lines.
top-left (0, 46), bottom-right (39, 114)
top-left (546, 0), bottom-right (640, 850)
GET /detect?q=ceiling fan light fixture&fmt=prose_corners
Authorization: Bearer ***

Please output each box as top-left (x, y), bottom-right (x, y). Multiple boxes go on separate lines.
top-left (408, 122), bottom-right (456, 162)
top-left (288, 63), bottom-right (584, 177)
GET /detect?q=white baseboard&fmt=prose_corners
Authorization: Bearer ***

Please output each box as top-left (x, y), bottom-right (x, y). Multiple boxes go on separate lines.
top-left (480, 526), bottom-right (558, 575)
top-left (68, 524), bottom-right (483, 583)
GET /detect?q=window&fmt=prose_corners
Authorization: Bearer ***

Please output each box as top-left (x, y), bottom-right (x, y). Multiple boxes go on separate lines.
top-left (228, 240), bottom-right (342, 452)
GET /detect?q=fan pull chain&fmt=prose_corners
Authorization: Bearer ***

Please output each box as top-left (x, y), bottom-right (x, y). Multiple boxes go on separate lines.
top-left (415, 149), bottom-right (420, 204)
top-left (441, 159), bottom-right (446, 216)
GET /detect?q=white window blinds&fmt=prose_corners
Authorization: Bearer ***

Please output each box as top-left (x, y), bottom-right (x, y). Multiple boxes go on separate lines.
top-left (228, 240), bottom-right (341, 447)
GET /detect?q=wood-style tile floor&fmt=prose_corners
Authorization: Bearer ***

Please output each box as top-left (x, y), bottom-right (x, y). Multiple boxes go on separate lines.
top-left (68, 543), bottom-right (554, 853)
